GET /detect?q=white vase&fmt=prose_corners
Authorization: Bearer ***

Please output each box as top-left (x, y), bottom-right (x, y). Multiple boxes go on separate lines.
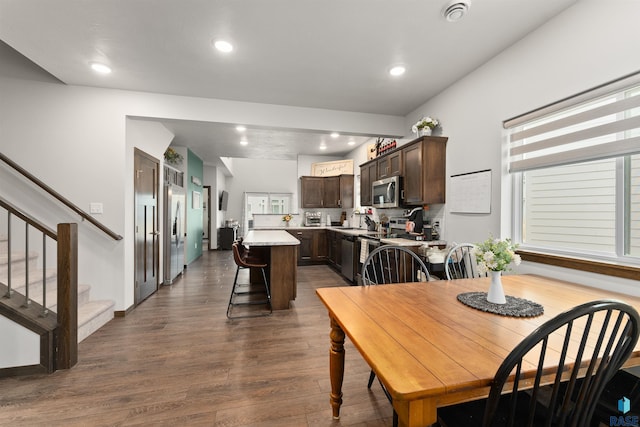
top-left (418, 128), bottom-right (432, 137)
top-left (487, 271), bottom-right (506, 304)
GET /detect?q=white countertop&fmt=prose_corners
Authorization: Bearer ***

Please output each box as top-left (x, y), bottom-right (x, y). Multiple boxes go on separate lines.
top-left (243, 230), bottom-right (301, 246)
top-left (250, 226), bottom-right (446, 247)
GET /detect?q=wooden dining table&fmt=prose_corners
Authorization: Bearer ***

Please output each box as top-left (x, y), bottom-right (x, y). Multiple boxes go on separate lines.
top-left (316, 274), bottom-right (640, 427)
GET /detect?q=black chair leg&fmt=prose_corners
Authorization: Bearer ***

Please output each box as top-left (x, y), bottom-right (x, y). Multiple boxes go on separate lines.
top-left (368, 369), bottom-right (376, 388)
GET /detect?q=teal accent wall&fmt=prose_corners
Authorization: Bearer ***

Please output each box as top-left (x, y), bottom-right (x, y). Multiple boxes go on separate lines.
top-left (186, 149), bottom-right (203, 264)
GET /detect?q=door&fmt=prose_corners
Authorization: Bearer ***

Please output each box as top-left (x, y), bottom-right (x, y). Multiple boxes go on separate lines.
top-left (323, 176), bottom-right (340, 208)
top-left (203, 185), bottom-right (211, 249)
top-left (403, 142), bottom-right (424, 204)
top-left (300, 177), bottom-right (324, 208)
top-left (134, 149), bottom-right (160, 304)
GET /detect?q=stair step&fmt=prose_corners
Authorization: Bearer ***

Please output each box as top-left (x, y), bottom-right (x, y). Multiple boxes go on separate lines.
top-left (41, 284), bottom-right (91, 312)
top-left (0, 251), bottom-right (40, 277)
top-left (78, 300), bottom-right (114, 343)
top-left (4, 268), bottom-right (57, 293)
top-left (1, 245), bottom-right (115, 344)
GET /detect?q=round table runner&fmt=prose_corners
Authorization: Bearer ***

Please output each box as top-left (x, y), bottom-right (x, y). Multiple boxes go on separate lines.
top-left (457, 292), bottom-right (544, 317)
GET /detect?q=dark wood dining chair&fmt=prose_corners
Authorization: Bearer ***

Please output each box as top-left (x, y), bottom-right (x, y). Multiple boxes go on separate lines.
top-left (444, 243), bottom-right (484, 280)
top-left (226, 242), bottom-right (272, 319)
top-left (360, 245), bottom-right (431, 427)
top-left (437, 299), bottom-right (640, 427)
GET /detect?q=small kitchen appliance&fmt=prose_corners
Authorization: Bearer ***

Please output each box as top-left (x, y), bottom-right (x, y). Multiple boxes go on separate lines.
top-left (406, 207), bottom-right (424, 234)
top-left (304, 211), bottom-right (322, 227)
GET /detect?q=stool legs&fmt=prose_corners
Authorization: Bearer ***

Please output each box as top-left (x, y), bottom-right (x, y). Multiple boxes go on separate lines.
top-left (226, 264), bottom-right (272, 319)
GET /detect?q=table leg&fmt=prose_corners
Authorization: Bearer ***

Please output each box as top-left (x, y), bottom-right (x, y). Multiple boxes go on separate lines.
top-left (329, 316), bottom-right (345, 419)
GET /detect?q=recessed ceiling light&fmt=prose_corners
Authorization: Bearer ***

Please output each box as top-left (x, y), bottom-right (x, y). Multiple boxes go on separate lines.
top-left (214, 40), bottom-right (233, 53)
top-left (240, 140), bottom-right (248, 146)
top-left (319, 145), bottom-right (327, 150)
top-left (348, 140), bottom-right (356, 146)
top-left (236, 125), bottom-right (246, 132)
top-left (389, 66), bottom-right (406, 77)
top-left (90, 62), bottom-right (111, 74)
top-left (331, 132), bottom-right (340, 138)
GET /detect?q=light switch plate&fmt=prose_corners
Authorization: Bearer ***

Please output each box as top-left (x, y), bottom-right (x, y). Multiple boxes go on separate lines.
top-left (90, 202), bottom-right (103, 214)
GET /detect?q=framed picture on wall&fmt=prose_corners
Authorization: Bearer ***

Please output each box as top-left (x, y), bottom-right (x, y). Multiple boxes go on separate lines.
top-left (193, 191), bottom-right (201, 209)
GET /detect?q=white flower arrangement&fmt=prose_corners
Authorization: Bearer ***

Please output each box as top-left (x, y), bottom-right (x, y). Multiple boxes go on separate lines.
top-left (473, 235), bottom-right (521, 274)
top-left (411, 116), bottom-right (440, 134)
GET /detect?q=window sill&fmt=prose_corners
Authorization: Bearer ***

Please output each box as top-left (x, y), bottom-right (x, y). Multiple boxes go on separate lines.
top-left (517, 250), bottom-right (640, 281)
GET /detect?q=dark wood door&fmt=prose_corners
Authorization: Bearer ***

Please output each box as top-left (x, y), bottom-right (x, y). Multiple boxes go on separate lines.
top-left (338, 175), bottom-right (354, 209)
top-left (314, 229), bottom-right (328, 260)
top-left (388, 151), bottom-right (403, 177)
top-left (301, 177), bottom-right (324, 208)
top-left (402, 142), bottom-right (424, 205)
top-left (323, 176), bottom-right (340, 208)
top-left (134, 149), bottom-right (160, 304)
top-left (360, 162), bottom-right (376, 206)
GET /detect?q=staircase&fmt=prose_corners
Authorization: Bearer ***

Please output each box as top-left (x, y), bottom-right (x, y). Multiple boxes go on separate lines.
top-left (0, 233), bottom-right (114, 343)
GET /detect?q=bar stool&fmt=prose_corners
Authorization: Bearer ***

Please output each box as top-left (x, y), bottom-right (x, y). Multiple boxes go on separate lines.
top-left (226, 242), bottom-right (273, 319)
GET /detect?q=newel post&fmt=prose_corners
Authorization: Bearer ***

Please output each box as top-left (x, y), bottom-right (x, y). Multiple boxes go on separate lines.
top-left (57, 223), bottom-right (78, 369)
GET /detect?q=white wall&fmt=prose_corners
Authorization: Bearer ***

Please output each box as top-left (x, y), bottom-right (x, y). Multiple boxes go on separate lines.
top-left (0, 317), bottom-right (39, 368)
top-left (405, 0), bottom-right (640, 293)
top-left (225, 158), bottom-right (299, 236)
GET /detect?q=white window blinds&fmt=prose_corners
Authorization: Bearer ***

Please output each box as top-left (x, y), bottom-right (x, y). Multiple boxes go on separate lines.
top-left (505, 72), bottom-right (640, 173)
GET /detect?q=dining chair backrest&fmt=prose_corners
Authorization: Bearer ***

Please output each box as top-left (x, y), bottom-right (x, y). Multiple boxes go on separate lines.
top-left (482, 299), bottom-right (640, 427)
top-left (444, 243), bottom-right (484, 280)
top-left (361, 245), bottom-right (430, 285)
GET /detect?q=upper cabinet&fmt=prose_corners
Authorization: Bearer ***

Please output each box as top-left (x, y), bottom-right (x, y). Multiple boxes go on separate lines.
top-left (359, 161), bottom-right (378, 206)
top-left (402, 136), bottom-right (447, 205)
top-left (301, 174), bottom-right (354, 208)
top-left (377, 150), bottom-right (402, 180)
top-left (359, 136), bottom-right (447, 206)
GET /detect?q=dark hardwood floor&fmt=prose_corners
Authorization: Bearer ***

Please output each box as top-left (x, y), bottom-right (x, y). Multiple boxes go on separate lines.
top-left (0, 250), bottom-right (393, 426)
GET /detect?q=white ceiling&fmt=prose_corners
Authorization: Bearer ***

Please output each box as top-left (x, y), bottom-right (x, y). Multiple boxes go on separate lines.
top-left (0, 0), bottom-right (578, 163)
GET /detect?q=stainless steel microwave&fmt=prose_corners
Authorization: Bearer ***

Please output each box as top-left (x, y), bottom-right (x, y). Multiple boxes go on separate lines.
top-left (372, 176), bottom-right (402, 208)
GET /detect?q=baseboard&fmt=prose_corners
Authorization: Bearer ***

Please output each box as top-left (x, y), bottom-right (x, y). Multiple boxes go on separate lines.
top-left (114, 304), bottom-right (135, 318)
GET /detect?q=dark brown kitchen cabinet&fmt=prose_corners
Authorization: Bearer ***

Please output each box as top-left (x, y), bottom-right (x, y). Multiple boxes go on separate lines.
top-left (377, 150), bottom-right (402, 180)
top-left (300, 177), bottom-right (324, 208)
top-left (300, 175), bottom-right (353, 208)
top-left (360, 135), bottom-right (447, 207)
top-left (326, 229), bottom-right (342, 268)
top-left (359, 161), bottom-right (377, 206)
top-left (288, 229), bottom-right (327, 265)
top-left (402, 136), bottom-right (447, 205)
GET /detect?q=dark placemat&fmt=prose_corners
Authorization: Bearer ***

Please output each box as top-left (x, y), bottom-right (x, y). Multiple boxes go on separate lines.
top-left (457, 292), bottom-right (544, 317)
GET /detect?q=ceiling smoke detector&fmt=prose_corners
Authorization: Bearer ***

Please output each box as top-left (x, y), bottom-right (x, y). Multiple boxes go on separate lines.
top-left (442, 0), bottom-right (470, 22)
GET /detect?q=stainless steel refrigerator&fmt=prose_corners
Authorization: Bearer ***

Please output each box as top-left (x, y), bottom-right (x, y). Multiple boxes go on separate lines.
top-left (164, 183), bottom-right (185, 284)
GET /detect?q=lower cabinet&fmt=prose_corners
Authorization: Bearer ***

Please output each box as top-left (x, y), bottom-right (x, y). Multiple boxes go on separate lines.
top-left (326, 230), bottom-right (342, 268)
top-left (288, 229), bottom-right (327, 265)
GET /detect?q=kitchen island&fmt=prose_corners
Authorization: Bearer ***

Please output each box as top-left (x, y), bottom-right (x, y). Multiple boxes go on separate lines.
top-left (243, 230), bottom-right (300, 310)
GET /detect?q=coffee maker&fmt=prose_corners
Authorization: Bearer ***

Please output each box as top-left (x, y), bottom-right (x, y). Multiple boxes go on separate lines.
top-left (406, 207), bottom-right (424, 233)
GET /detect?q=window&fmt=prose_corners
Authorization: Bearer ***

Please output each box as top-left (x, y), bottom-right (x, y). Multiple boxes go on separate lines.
top-left (506, 73), bottom-right (640, 267)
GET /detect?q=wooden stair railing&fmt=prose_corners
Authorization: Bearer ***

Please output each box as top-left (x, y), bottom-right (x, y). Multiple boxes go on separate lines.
top-left (0, 152), bottom-right (122, 241)
top-left (0, 197), bottom-right (78, 374)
